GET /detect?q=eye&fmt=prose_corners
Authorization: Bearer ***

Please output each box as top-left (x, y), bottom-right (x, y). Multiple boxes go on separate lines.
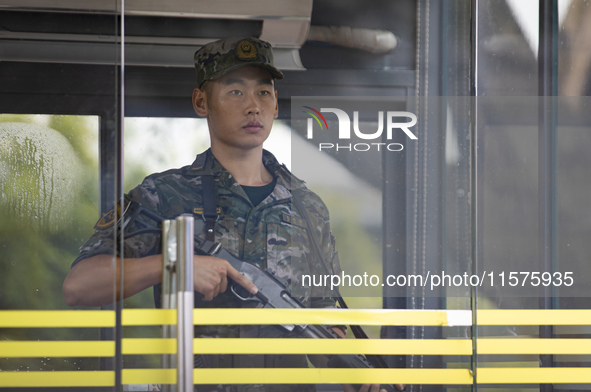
top-left (259, 90), bottom-right (272, 96)
top-left (229, 90), bottom-right (242, 96)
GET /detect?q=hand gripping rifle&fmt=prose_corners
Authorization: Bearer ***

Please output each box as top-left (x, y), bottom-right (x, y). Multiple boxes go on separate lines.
top-left (120, 200), bottom-right (404, 392)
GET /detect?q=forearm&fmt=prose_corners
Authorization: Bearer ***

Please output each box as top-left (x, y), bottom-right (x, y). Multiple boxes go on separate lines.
top-left (63, 254), bottom-right (162, 307)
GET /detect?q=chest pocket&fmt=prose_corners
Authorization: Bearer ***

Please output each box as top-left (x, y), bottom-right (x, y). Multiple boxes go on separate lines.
top-left (215, 215), bottom-right (246, 257)
top-left (266, 221), bottom-right (311, 302)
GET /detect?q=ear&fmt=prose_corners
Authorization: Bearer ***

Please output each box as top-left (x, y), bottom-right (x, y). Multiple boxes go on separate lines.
top-left (192, 88), bottom-right (208, 117)
top-left (273, 89), bottom-right (279, 119)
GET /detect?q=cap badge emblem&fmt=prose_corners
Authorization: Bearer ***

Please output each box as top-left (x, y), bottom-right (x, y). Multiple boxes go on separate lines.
top-left (235, 40), bottom-right (258, 60)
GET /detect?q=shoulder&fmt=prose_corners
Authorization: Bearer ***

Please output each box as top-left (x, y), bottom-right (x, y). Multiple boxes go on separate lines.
top-left (126, 161), bottom-right (206, 211)
top-left (262, 150), bottom-right (330, 219)
top-left (295, 185), bottom-right (330, 222)
top-left (131, 149), bottom-right (213, 192)
top-left (128, 164), bottom-right (189, 191)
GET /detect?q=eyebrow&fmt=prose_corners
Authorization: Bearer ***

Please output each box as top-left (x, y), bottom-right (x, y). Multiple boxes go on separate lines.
top-left (223, 77), bottom-right (274, 87)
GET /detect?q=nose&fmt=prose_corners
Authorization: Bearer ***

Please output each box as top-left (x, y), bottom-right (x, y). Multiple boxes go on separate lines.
top-left (245, 93), bottom-right (261, 115)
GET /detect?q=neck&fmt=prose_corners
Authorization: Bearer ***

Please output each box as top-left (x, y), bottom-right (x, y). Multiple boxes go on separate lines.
top-left (210, 145), bottom-right (273, 186)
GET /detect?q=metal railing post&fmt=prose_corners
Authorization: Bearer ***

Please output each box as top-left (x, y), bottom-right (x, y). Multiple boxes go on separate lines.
top-left (176, 215), bottom-right (194, 392)
top-left (161, 219), bottom-right (177, 392)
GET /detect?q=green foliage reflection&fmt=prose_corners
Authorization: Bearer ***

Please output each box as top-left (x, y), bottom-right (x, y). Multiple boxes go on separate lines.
top-left (0, 115), bottom-right (100, 371)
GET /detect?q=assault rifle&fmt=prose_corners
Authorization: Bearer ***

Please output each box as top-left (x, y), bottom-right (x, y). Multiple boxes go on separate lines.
top-left (196, 239), bottom-right (404, 392)
top-left (122, 201), bottom-right (404, 392)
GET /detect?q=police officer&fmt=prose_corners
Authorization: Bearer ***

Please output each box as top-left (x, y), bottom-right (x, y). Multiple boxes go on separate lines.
top-left (63, 36), bottom-right (385, 392)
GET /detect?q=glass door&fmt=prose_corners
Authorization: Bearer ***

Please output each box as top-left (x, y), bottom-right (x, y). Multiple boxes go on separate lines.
top-left (0, 1), bottom-right (122, 390)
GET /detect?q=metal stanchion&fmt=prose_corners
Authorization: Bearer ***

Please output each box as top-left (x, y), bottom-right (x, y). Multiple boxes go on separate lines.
top-left (161, 215), bottom-right (194, 392)
top-left (161, 220), bottom-right (177, 392)
top-left (176, 215), bottom-right (194, 392)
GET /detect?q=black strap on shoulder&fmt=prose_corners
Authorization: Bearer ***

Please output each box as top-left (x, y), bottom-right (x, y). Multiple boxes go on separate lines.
top-left (201, 175), bottom-right (218, 242)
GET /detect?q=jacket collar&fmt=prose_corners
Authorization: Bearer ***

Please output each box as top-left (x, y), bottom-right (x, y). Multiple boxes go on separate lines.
top-left (187, 148), bottom-right (306, 191)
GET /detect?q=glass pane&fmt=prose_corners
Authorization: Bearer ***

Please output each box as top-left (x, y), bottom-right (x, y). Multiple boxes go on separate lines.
top-left (477, 0), bottom-right (539, 95)
top-left (291, 98), bottom-right (386, 334)
top-left (558, 0), bottom-right (591, 97)
top-left (0, 114), bottom-right (100, 311)
top-left (0, 2), bottom-right (120, 390)
top-left (0, 114), bottom-right (102, 368)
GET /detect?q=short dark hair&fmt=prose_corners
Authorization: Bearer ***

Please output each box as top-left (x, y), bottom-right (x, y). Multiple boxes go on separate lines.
top-left (200, 80), bottom-right (212, 95)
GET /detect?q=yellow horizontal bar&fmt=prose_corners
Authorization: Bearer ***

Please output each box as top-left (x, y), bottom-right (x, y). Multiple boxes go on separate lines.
top-left (0, 371), bottom-right (114, 387)
top-left (193, 308), bottom-right (460, 326)
top-left (1, 309), bottom-right (456, 329)
top-left (6, 337), bottom-right (591, 358)
top-left (117, 337), bottom-right (471, 356)
top-left (122, 338), bottom-right (176, 355)
top-left (0, 311), bottom-right (115, 328)
top-left (121, 368), bottom-right (472, 386)
top-left (0, 341), bottom-right (115, 357)
top-left (9, 337), bottom-right (591, 358)
top-left (477, 368), bottom-right (591, 384)
top-left (193, 368), bottom-right (473, 385)
top-left (478, 310), bottom-right (591, 326)
top-left (478, 339), bottom-right (591, 355)
top-left (122, 308), bottom-right (176, 326)
top-left (4, 368), bottom-right (591, 387)
top-left (194, 338), bottom-right (472, 356)
top-left (5, 309), bottom-right (591, 330)
top-left (122, 369), bottom-right (175, 384)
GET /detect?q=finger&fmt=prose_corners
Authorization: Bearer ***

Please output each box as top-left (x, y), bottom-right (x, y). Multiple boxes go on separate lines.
top-left (331, 326), bottom-right (346, 338)
top-left (225, 264), bottom-right (258, 295)
top-left (202, 289), bottom-right (214, 301)
top-left (395, 384), bottom-right (406, 391)
top-left (211, 276), bottom-right (220, 299)
top-left (194, 268), bottom-right (220, 301)
top-left (216, 265), bottom-right (228, 293)
top-left (202, 275), bottom-right (216, 301)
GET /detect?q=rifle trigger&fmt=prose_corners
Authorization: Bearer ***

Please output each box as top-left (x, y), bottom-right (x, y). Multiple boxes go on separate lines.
top-left (255, 290), bottom-right (269, 304)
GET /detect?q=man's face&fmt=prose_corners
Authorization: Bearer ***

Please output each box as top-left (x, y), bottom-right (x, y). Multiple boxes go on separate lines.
top-left (196, 65), bottom-right (278, 153)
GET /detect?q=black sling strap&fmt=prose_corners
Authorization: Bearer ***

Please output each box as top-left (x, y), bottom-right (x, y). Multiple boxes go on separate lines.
top-left (201, 175), bottom-right (218, 242)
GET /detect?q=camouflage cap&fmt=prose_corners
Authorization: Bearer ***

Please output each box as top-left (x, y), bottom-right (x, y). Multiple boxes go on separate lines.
top-left (194, 36), bottom-right (284, 88)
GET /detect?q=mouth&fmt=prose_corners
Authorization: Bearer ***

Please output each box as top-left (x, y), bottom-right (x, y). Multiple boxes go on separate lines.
top-left (242, 121), bottom-right (263, 132)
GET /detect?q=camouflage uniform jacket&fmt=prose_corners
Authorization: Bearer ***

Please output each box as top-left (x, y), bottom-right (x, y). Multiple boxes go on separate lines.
top-left (75, 148), bottom-right (340, 338)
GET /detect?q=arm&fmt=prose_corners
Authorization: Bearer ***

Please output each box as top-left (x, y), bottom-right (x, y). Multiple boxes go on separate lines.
top-left (63, 253), bottom-right (257, 307)
top-left (63, 254), bottom-right (161, 307)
